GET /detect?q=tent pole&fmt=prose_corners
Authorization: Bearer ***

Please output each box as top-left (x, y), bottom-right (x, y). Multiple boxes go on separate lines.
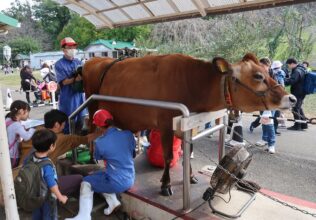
top-left (0, 89), bottom-right (20, 220)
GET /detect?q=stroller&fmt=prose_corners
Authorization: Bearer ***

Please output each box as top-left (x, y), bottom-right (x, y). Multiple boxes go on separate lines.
top-left (38, 71), bottom-right (59, 103)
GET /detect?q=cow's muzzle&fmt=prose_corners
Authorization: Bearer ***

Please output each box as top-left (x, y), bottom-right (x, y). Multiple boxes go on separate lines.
top-left (279, 94), bottom-right (297, 109)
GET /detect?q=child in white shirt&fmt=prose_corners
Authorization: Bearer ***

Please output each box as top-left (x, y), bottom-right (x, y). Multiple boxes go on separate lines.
top-left (260, 111), bottom-right (276, 154)
top-left (5, 100), bottom-right (35, 168)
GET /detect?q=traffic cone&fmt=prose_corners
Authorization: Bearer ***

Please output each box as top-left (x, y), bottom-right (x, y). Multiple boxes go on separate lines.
top-left (229, 120), bottom-right (246, 147)
top-left (5, 88), bottom-right (13, 110)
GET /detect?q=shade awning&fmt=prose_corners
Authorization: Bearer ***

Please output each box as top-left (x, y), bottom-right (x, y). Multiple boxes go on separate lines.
top-left (0, 12), bottom-right (20, 34)
top-left (52, 0), bottom-right (313, 29)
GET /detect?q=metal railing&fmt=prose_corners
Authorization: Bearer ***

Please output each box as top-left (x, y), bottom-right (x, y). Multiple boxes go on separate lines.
top-left (68, 94), bottom-right (193, 210)
top-left (68, 94), bottom-right (227, 212)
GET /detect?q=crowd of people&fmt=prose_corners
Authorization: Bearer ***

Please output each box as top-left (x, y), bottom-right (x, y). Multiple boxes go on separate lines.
top-left (1, 64), bottom-right (14, 74)
top-left (249, 57), bottom-right (311, 154)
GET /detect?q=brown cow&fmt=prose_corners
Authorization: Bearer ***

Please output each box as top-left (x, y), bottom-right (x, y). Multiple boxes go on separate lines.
top-left (82, 53), bottom-right (296, 196)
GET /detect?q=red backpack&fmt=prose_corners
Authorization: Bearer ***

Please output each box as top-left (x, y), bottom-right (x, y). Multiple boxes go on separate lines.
top-left (146, 130), bottom-right (181, 168)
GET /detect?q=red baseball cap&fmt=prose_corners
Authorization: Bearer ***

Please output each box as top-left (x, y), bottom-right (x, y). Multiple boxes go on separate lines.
top-left (60, 37), bottom-right (77, 47)
top-left (93, 109), bottom-right (113, 127)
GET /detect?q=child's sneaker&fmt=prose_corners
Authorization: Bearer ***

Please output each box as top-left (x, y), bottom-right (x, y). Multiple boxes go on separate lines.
top-left (255, 140), bottom-right (267, 147)
top-left (268, 146), bottom-right (275, 154)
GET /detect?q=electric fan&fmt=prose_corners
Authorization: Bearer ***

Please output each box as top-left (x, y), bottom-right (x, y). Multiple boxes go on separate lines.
top-left (203, 146), bottom-right (255, 218)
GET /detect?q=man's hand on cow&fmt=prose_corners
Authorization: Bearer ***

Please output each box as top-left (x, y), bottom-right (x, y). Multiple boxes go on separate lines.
top-left (59, 195), bottom-right (68, 204)
top-left (75, 74), bottom-right (82, 81)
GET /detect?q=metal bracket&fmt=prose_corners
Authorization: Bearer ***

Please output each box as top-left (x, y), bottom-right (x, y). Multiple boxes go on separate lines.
top-left (209, 191), bottom-right (256, 219)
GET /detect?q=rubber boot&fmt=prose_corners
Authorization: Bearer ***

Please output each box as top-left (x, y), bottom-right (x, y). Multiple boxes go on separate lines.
top-left (102, 193), bottom-right (121, 215)
top-left (65, 182), bottom-right (94, 220)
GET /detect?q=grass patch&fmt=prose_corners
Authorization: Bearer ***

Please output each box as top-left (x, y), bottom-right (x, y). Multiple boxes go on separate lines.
top-left (304, 94), bottom-right (316, 118)
top-left (0, 71), bottom-right (41, 88)
top-left (285, 86), bottom-right (316, 117)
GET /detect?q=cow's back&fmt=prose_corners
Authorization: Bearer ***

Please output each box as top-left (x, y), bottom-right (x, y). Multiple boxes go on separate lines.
top-left (102, 54), bottom-right (211, 101)
top-left (83, 54), bottom-right (215, 131)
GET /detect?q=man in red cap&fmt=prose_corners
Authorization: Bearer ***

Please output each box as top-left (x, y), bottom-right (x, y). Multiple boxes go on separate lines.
top-left (54, 37), bottom-right (87, 134)
top-left (66, 109), bottom-right (136, 220)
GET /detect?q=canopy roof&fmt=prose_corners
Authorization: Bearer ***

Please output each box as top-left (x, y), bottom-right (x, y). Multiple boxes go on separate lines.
top-left (52, 0), bottom-right (313, 29)
top-left (0, 12), bottom-right (20, 34)
top-left (14, 54), bottom-right (30, 60)
top-left (88, 39), bottom-right (135, 50)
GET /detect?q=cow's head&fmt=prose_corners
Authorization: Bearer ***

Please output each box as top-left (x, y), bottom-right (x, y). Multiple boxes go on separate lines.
top-left (213, 53), bottom-right (296, 112)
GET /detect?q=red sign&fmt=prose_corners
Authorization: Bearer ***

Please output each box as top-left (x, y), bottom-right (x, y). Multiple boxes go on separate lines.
top-left (47, 81), bottom-right (58, 92)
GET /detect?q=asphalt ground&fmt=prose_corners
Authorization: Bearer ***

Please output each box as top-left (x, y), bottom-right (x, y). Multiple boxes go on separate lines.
top-left (1, 86), bottom-right (316, 219)
top-left (192, 116), bottom-right (316, 203)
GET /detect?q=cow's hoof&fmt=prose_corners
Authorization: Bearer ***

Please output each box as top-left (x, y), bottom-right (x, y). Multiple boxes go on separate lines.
top-left (190, 176), bottom-right (199, 184)
top-left (161, 187), bottom-right (173, 196)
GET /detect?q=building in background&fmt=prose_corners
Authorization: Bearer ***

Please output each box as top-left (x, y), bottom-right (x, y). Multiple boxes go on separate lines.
top-left (13, 54), bottom-right (30, 67)
top-left (30, 50), bottom-right (85, 69)
top-left (84, 39), bottom-right (137, 59)
top-left (29, 39), bottom-right (155, 69)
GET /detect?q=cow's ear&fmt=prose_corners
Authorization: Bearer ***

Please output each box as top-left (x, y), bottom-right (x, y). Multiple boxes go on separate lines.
top-left (213, 57), bottom-right (233, 75)
top-left (242, 53), bottom-right (259, 65)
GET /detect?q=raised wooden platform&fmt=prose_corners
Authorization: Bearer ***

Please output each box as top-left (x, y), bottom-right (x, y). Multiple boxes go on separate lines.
top-left (119, 153), bottom-right (316, 220)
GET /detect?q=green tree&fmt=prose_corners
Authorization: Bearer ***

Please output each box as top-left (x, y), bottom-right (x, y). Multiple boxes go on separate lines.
top-left (33, 0), bottom-right (71, 43)
top-left (1, 0), bottom-right (53, 51)
top-left (98, 25), bottom-right (152, 42)
top-left (3, 0), bottom-right (32, 20)
top-left (143, 3), bottom-right (316, 62)
top-left (57, 15), bottom-right (98, 49)
top-left (280, 7), bottom-right (315, 60)
top-left (8, 37), bottom-right (41, 57)
top-left (57, 15), bottom-right (152, 49)
top-left (209, 15), bottom-right (269, 61)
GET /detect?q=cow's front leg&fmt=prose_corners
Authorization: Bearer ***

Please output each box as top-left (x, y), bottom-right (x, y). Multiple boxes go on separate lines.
top-left (160, 129), bottom-right (174, 196)
top-left (161, 161), bottom-right (172, 196)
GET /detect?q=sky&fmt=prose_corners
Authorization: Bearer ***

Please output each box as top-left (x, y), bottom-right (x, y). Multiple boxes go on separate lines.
top-left (0, 0), bottom-right (32, 11)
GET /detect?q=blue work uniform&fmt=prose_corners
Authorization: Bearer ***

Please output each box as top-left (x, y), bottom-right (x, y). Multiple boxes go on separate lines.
top-left (55, 56), bottom-right (87, 133)
top-left (84, 127), bottom-right (136, 193)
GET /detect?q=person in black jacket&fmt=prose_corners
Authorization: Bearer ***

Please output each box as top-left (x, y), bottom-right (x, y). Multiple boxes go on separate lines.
top-left (20, 65), bottom-right (41, 104)
top-left (285, 58), bottom-right (308, 131)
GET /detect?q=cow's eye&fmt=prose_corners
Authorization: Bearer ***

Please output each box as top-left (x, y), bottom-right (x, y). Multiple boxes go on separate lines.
top-left (253, 72), bottom-right (264, 82)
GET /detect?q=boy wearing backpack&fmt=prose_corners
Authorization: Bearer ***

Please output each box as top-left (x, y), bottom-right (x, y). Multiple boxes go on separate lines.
top-left (16, 129), bottom-right (68, 220)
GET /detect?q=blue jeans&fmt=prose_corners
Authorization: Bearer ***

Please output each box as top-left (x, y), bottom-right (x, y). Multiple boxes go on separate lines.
top-left (32, 197), bottom-right (57, 220)
top-left (262, 124), bottom-right (275, 147)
